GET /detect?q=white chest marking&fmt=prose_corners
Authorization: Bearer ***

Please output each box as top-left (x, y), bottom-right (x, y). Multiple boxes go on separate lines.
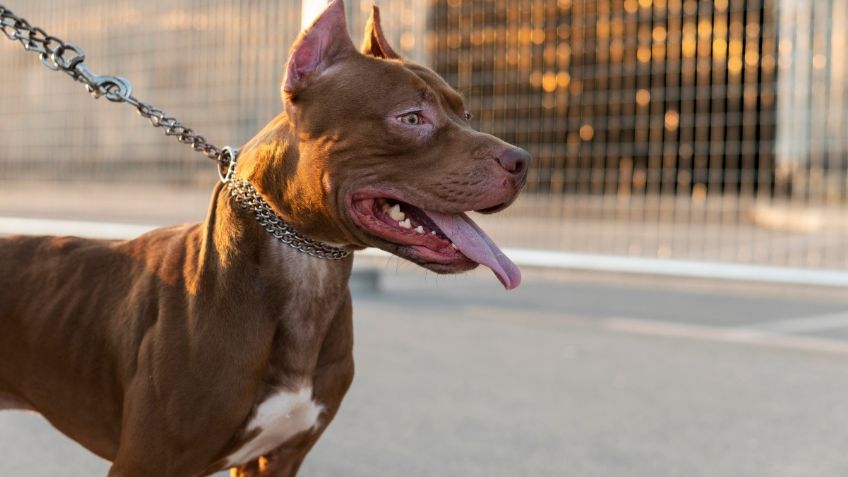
top-left (224, 387), bottom-right (323, 467)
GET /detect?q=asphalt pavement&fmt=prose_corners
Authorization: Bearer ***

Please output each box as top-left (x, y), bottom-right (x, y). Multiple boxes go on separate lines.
top-left (3, 261), bottom-right (848, 476)
top-left (3, 182), bottom-right (848, 476)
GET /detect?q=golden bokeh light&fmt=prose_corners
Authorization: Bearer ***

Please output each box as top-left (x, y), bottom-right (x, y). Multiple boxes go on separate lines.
top-left (728, 39), bottom-right (743, 56)
top-left (691, 183), bottom-right (707, 203)
top-left (727, 56), bottom-right (743, 74)
top-left (712, 38), bottom-right (727, 59)
top-left (400, 32), bottom-right (415, 51)
top-left (664, 110), bottom-right (680, 131)
top-left (745, 50), bottom-right (759, 67)
top-left (682, 37), bottom-right (696, 58)
top-left (556, 71), bottom-right (571, 88)
top-left (557, 43), bottom-right (571, 62)
top-left (542, 72), bottom-right (558, 93)
top-left (697, 20), bottom-right (712, 37)
top-left (530, 71), bottom-right (543, 88)
top-left (532, 29), bottom-right (546, 45)
top-left (636, 89), bottom-right (651, 106)
top-left (518, 27), bottom-right (532, 44)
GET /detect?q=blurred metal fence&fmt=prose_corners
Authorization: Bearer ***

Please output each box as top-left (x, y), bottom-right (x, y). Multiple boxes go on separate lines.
top-left (0, 0), bottom-right (846, 272)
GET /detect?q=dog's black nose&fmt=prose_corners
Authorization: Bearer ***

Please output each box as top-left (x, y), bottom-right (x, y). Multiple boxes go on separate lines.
top-left (497, 147), bottom-right (531, 177)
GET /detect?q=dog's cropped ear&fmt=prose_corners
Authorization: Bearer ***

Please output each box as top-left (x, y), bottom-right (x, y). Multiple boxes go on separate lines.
top-left (284, 0), bottom-right (356, 97)
top-left (361, 5), bottom-right (401, 60)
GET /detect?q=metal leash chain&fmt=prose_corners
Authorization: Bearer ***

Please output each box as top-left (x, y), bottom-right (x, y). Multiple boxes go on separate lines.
top-left (0, 5), bottom-right (346, 259)
top-left (228, 179), bottom-right (351, 260)
top-left (0, 4), bottom-right (238, 179)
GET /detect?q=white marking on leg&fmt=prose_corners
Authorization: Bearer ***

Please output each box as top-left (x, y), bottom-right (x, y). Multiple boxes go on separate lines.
top-left (224, 387), bottom-right (323, 467)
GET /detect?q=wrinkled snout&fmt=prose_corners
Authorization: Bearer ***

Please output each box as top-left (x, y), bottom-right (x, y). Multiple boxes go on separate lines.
top-left (472, 145), bottom-right (532, 214)
top-left (496, 147), bottom-right (531, 187)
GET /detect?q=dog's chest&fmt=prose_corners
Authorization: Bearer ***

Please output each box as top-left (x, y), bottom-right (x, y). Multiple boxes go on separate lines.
top-left (272, 243), bottom-right (339, 313)
top-left (223, 387), bottom-right (323, 467)
top-left (223, 245), bottom-right (343, 467)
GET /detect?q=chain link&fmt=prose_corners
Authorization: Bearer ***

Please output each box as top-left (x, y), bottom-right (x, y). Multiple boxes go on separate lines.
top-left (0, 5), bottom-right (343, 259)
top-left (228, 179), bottom-right (351, 260)
top-left (0, 4), bottom-right (237, 172)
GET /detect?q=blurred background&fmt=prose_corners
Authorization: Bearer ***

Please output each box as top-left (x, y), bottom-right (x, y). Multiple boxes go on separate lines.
top-left (2, 1), bottom-right (848, 476)
top-left (1, 0), bottom-right (847, 269)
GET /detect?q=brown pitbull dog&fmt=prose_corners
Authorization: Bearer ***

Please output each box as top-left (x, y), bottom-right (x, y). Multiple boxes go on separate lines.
top-left (0, 1), bottom-right (529, 475)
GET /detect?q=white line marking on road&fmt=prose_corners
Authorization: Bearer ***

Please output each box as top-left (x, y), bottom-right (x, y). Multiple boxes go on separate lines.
top-left (502, 249), bottom-right (848, 288)
top-left (4, 216), bottom-right (848, 288)
top-left (362, 247), bottom-right (848, 288)
top-left (742, 312), bottom-right (848, 334)
top-left (0, 217), bottom-right (157, 239)
top-left (462, 305), bottom-right (848, 356)
top-left (603, 317), bottom-right (848, 355)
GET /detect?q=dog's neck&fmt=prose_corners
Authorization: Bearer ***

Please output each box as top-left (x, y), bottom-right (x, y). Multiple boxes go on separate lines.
top-left (227, 179), bottom-right (350, 259)
top-left (200, 180), bottom-right (353, 371)
top-left (233, 112), bottom-right (351, 248)
top-left (200, 110), bottom-right (356, 277)
top-left (203, 180), bottom-right (352, 275)
top-left (197, 112), bottom-right (354, 307)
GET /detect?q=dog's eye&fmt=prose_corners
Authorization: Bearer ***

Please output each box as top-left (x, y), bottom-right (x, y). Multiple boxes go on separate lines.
top-left (398, 112), bottom-right (422, 126)
top-left (464, 111), bottom-right (473, 121)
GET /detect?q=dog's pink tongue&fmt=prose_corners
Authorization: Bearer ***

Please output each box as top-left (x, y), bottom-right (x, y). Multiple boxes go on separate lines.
top-left (423, 210), bottom-right (521, 290)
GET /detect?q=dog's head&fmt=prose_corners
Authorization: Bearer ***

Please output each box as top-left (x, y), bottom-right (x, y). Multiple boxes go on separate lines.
top-left (241, 0), bottom-right (530, 289)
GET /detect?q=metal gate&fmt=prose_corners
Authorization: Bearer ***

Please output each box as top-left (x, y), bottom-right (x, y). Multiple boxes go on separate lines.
top-left (1, 0), bottom-right (846, 273)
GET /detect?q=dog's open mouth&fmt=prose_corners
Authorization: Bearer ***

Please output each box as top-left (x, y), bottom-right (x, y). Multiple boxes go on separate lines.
top-left (351, 196), bottom-right (521, 289)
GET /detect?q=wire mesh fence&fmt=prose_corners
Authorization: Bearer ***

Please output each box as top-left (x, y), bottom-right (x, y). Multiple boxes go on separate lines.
top-left (0, 0), bottom-right (846, 271)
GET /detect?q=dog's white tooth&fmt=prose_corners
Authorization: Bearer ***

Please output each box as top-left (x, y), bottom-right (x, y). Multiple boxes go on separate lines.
top-left (415, 226), bottom-right (425, 234)
top-left (388, 204), bottom-right (405, 221)
top-left (431, 230), bottom-right (437, 235)
top-left (450, 243), bottom-right (458, 249)
top-left (399, 218), bottom-right (412, 229)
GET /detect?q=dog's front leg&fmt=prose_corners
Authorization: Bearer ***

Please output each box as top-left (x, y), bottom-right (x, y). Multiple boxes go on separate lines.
top-left (230, 448), bottom-right (308, 477)
top-left (232, 312), bottom-right (355, 477)
top-left (230, 361), bottom-right (354, 477)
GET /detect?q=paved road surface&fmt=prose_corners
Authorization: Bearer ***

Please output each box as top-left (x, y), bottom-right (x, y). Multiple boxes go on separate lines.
top-left (3, 262), bottom-right (848, 476)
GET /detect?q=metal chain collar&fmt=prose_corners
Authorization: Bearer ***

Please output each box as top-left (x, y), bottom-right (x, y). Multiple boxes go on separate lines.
top-left (0, 4), bottom-right (238, 175)
top-left (228, 179), bottom-right (351, 260)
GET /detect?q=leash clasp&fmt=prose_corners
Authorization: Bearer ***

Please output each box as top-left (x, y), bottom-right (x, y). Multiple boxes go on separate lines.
top-left (217, 146), bottom-right (239, 183)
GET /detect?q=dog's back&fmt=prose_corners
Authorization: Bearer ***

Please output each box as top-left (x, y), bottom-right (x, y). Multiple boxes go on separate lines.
top-left (0, 235), bottom-right (123, 449)
top-left (0, 234), bottom-right (112, 331)
top-left (0, 226), bottom-right (203, 458)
